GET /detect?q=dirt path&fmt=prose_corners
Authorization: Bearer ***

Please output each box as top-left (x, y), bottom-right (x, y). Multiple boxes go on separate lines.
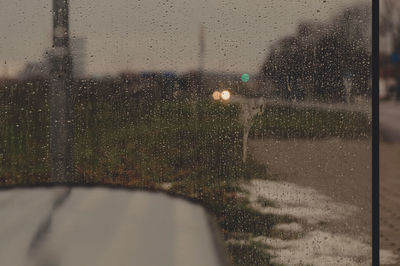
top-left (249, 138), bottom-right (372, 238)
top-left (243, 138), bottom-right (377, 265)
top-left (380, 143), bottom-right (400, 265)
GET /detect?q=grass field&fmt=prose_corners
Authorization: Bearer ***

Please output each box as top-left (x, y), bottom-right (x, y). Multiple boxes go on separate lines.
top-left (251, 104), bottom-right (371, 139)
top-left (0, 81), bottom-right (371, 265)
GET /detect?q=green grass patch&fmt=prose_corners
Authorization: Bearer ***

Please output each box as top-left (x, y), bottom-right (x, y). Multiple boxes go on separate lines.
top-left (0, 81), bottom-right (369, 266)
top-left (251, 105), bottom-right (370, 139)
top-left (227, 241), bottom-right (279, 266)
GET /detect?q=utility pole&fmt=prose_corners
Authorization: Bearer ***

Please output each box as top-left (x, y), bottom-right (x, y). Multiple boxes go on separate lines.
top-left (198, 24), bottom-right (205, 97)
top-left (199, 24), bottom-right (205, 73)
top-left (49, 0), bottom-right (73, 182)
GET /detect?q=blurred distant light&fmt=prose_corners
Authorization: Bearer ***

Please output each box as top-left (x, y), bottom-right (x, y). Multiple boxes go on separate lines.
top-left (212, 91), bottom-right (221, 100)
top-left (221, 90), bottom-right (231, 101)
top-left (241, 73), bottom-right (250, 83)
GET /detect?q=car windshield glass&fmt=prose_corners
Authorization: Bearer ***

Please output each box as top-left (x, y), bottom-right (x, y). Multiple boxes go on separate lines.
top-left (0, 0), bottom-right (373, 265)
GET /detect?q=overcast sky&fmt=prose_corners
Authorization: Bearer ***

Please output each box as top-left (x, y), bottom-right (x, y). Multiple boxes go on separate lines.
top-left (0, 0), bottom-right (369, 77)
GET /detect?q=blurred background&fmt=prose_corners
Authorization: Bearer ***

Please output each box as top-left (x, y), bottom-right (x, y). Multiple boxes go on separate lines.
top-left (0, 0), bottom-right (377, 265)
top-left (380, 0), bottom-right (400, 264)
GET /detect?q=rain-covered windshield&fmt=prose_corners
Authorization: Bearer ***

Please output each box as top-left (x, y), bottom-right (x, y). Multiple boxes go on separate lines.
top-left (0, 0), bottom-right (374, 265)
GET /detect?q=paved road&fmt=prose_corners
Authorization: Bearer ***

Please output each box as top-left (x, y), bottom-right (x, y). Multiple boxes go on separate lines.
top-left (0, 187), bottom-right (224, 266)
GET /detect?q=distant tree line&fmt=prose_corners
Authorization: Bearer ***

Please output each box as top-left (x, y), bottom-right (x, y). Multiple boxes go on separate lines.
top-left (380, 0), bottom-right (400, 88)
top-left (260, 4), bottom-right (371, 102)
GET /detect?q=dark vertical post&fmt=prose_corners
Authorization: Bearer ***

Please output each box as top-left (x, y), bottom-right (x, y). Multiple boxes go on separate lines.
top-left (193, 24), bottom-right (206, 175)
top-left (49, 0), bottom-right (73, 182)
top-left (372, 0), bottom-right (379, 265)
top-left (198, 24), bottom-right (205, 97)
top-left (199, 24), bottom-right (205, 73)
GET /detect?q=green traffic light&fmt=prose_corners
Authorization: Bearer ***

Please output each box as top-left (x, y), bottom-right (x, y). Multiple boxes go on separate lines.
top-left (241, 73), bottom-right (250, 82)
